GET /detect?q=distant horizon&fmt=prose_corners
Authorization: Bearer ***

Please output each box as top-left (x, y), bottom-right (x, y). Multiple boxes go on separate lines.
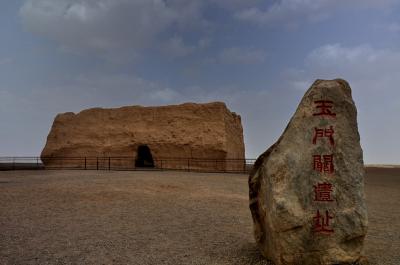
top-left (1, 90), bottom-right (397, 163)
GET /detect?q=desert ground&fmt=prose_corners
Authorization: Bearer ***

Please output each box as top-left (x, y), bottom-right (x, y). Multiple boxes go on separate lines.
top-left (0, 168), bottom-right (399, 265)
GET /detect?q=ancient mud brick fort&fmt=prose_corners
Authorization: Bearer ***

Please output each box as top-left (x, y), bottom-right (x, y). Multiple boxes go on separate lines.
top-left (41, 102), bottom-right (245, 171)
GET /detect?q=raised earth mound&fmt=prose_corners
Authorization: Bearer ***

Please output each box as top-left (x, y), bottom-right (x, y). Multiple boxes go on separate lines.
top-left (41, 102), bottom-right (245, 171)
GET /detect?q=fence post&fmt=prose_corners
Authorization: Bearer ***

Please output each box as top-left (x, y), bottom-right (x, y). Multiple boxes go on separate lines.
top-left (96, 157), bottom-right (99, 170)
top-left (84, 157), bottom-right (87, 170)
top-left (108, 157), bottom-right (111, 170)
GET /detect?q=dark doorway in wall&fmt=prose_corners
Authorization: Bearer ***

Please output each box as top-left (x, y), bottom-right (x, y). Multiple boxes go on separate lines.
top-left (135, 145), bottom-right (155, 168)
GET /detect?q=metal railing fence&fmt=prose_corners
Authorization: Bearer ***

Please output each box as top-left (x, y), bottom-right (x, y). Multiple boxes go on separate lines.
top-left (0, 156), bottom-right (256, 173)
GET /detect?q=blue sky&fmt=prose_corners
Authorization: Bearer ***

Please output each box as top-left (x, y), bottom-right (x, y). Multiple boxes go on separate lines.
top-left (1, 0), bottom-right (399, 164)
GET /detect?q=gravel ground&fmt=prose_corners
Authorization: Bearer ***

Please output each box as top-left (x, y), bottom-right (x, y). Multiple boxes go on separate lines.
top-left (0, 168), bottom-right (399, 265)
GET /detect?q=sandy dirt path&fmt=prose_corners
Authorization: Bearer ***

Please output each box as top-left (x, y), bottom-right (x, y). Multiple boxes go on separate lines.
top-left (0, 168), bottom-right (399, 264)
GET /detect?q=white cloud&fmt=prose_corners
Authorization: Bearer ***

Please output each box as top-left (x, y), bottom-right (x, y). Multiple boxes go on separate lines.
top-left (161, 36), bottom-right (196, 57)
top-left (69, 74), bottom-right (184, 107)
top-left (375, 21), bottom-right (400, 33)
top-left (0, 58), bottom-right (13, 65)
top-left (234, 0), bottom-right (335, 26)
top-left (7, 74), bottom-right (177, 114)
top-left (286, 43), bottom-right (400, 102)
top-left (303, 43), bottom-right (400, 82)
top-left (159, 36), bottom-right (212, 58)
top-left (386, 22), bottom-right (400, 33)
top-left (286, 43), bottom-right (400, 163)
top-left (19, 0), bottom-right (202, 62)
top-left (209, 0), bottom-right (262, 10)
top-left (18, 73), bottom-right (246, 113)
top-left (167, 1), bottom-right (210, 30)
top-left (198, 38), bottom-right (212, 49)
top-left (219, 47), bottom-right (267, 64)
top-left (234, 0), bottom-right (398, 27)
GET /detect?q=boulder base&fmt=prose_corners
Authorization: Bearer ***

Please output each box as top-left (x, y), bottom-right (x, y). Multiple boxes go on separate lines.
top-left (249, 79), bottom-right (368, 265)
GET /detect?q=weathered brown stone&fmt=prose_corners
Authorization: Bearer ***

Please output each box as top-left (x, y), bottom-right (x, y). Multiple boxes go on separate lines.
top-left (41, 102), bottom-right (245, 170)
top-left (249, 79), bottom-right (368, 265)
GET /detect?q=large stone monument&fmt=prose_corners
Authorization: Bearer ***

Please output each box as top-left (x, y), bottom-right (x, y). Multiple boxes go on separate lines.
top-left (41, 102), bottom-right (245, 171)
top-left (249, 79), bottom-right (368, 264)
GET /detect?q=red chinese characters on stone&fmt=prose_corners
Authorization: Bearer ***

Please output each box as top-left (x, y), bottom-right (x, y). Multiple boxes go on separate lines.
top-left (313, 100), bottom-right (336, 117)
top-left (311, 99), bottom-right (337, 235)
top-left (313, 126), bottom-right (334, 146)
top-left (313, 154), bottom-right (334, 173)
top-left (313, 210), bottom-right (334, 234)
top-left (313, 182), bottom-right (334, 202)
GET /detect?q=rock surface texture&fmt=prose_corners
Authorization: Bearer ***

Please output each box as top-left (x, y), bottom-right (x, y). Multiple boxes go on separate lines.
top-left (41, 102), bottom-right (244, 170)
top-left (249, 79), bottom-right (368, 265)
